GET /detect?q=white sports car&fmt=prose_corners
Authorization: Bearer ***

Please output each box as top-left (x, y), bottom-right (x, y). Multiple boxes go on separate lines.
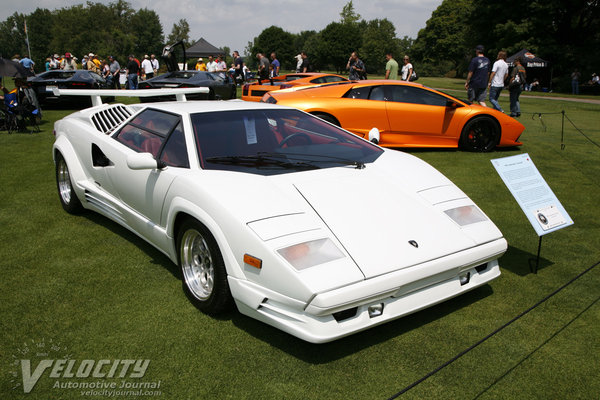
top-left (53, 90), bottom-right (507, 343)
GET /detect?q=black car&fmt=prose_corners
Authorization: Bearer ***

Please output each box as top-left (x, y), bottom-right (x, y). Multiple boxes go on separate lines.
top-left (29, 70), bottom-right (109, 104)
top-left (138, 71), bottom-right (236, 101)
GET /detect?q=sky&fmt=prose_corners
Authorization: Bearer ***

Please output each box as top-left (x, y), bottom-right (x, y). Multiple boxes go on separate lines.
top-left (0, 0), bottom-right (443, 57)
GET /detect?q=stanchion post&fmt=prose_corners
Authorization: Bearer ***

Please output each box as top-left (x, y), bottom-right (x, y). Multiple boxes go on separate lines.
top-left (561, 110), bottom-right (565, 150)
top-left (528, 236), bottom-right (543, 274)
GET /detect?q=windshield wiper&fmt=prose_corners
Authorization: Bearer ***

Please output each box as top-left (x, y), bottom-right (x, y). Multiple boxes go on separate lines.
top-left (205, 155), bottom-right (321, 170)
top-left (258, 151), bottom-right (366, 169)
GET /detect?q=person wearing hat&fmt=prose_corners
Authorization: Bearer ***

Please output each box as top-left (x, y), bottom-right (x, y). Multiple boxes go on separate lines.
top-left (195, 58), bottom-right (207, 71)
top-left (465, 45), bottom-right (491, 106)
top-left (81, 55), bottom-right (89, 70)
top-left (87, 53), bottom-right (100, 73)
top-left (141, 54), bottom-right (154, 79)
top-left (108, 56), bottom-right (121, 89)
top-left (61, 52), bottom-right (77, 70)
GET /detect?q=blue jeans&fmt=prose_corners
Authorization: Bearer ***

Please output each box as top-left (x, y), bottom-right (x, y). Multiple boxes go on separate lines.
top-left (571, 79), bottom-right (579, 95)
top-left (489, 86), bottom-right (503, 112)
top-left (509, 87), bottom-right (522, 115)
top-left (127, 73), bottom-right (138, 90)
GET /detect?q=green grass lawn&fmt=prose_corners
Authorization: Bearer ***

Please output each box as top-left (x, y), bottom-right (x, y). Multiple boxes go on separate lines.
top-left (1, 86), bottom-right (599, 399)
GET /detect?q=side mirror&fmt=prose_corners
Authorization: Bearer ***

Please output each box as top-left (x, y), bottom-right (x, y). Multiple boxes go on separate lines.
top-left (127, 152), bottom-right (162, 170)
top-left (368, 127), bottom-right (380, 145)
top-left (446, 100), bottom-right (460, 108)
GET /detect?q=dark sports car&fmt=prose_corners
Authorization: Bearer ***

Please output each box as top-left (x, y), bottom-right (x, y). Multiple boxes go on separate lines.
top-left (138, 71), bottom-right (236, 101)
top-left (29, 70), bottom-right (109, 104)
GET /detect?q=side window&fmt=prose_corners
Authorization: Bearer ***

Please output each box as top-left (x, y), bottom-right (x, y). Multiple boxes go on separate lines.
top-left (344, 87), bottom-right (371, 99)
top-left (369, 86), bottom-right (386, 101)
top-left (115, 109), bottom-right (180, 158)
top-left (389, 86), bottom-right (448, 106)
top-left (160, 122), bottom-right (189, 168)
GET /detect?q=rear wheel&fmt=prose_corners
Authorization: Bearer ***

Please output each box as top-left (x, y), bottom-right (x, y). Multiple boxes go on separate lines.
top-left (55, 153), bottom-right (83, 214)
top-left (177, 219), bottom-right (232, 315)
top-left (459, 116), bottom-right (500, 152)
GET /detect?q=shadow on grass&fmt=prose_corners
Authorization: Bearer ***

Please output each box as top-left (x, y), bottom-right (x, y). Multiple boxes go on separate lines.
top-left (82, 212), bottom-right (180, 279)
top-left (77, 209), bottom-right (498, 362)
top-left (230, 284), bottom-right (494, 363)
top-left (500, 244), bottom-right (554, 276)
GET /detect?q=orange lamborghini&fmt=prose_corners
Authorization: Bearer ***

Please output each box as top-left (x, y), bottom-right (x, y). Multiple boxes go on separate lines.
top-left (242, 73), bottom-right (348, 102)
top-left (262, 80), bottom-right (525, 151)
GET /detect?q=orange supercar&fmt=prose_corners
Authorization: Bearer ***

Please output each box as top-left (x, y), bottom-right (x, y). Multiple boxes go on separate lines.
top-left (242, 73), bottom-right (348, 102)
top-left (262, 80), bottom-right (525, 151)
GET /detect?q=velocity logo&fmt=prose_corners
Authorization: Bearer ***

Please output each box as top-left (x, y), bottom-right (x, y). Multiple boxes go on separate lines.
top-left (10, 339), bottom-right (151, 394)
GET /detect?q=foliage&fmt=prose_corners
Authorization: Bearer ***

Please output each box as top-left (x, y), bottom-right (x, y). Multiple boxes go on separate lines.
top-left (248, 26), bottom-right (296, 70)
top-left (0, 1), bottom-right (163, 71)
top-left (411, 0), bottom-right (473, 76)
top-left (340, 0), bottom-right (361, 25)
top-left (359, 19), bottom-right (401, 74)
top-left (311, 21), bottom-right (362, 73)
top-left (166, 19), bottom-right (191, 49)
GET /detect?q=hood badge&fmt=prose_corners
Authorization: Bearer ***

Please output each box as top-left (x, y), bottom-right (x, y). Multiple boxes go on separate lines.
top-left (409, 240), bottom-right (419, 248)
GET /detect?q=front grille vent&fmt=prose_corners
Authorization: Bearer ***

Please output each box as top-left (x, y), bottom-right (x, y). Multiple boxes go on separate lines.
top-left (91, 105), bottom-right (133, 134)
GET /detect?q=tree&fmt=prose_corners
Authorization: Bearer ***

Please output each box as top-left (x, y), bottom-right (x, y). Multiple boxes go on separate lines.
top-left (249, 26), bottom-right (295, 70)
top-left (311, 21), bottom-right (362, 73)
top-left (411, 0), bottom-right (473, 75)
top-left (167, 19), bottom-right (191, 48)
top-left (130, 8), bottom-right (163, 56)
top-left (359, 18), bottom-right (401, 74)
top-left (340, 1), bottom-right (361, 25)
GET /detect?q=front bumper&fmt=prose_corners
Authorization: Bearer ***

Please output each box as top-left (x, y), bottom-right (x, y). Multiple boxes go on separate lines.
top-left (230, 238), bottom-right (506, 343)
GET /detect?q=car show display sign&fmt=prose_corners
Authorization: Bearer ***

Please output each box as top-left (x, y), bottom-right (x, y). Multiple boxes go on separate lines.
top-left (492, 153), bottom-right (573, 236)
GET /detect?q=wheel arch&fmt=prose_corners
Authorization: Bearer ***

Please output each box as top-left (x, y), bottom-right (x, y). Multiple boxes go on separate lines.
top-left (309, 111), bottom-right (341, 126)
top-left (460, 113), bottom-right (502, 151)
top-left (53, 136), bottom-right (88, 200)
top-left (165, 198), bottom-right (245, 280)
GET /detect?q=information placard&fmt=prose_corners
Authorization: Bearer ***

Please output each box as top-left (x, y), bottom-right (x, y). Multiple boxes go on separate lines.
top-left (491, 153), bottom-right (573, 236)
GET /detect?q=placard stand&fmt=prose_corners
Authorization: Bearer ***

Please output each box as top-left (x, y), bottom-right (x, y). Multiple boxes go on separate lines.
top-left (528, 236), bottom-right (543, 274)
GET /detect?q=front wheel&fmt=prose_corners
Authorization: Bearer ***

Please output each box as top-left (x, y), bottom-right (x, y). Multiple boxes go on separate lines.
top-left (177, 219), bottom-right (232, 315)
top-left (311, 113), bottom-right (340, 126)
top-left (459, 116), bottom-right (500, 152)
top-left (55, 153), bottom-right (83, 214)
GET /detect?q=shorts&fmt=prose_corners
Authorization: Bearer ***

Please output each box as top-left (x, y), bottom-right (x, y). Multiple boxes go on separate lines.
top-left (468, 87), bottom-right (487, 103)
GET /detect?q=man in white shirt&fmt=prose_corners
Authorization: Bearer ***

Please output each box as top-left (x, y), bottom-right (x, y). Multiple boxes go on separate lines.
top-left (206, 55), bottom-right (217, 72)
top-left (141, 55), bottom-right (155, 79)
top-left (488, 50), bottom-right (509, 112)
top-left (150, 54), bottom-right (159, 75)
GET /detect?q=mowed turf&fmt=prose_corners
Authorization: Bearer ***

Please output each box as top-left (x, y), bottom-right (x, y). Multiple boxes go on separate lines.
top-left (0, 87), bottom-right (598, 399)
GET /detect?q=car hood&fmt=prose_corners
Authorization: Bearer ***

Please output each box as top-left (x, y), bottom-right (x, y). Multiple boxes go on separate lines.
top-left (204, 150), bottom-right (502, 279)
top-left (292, 169), bottom-right (482, 278)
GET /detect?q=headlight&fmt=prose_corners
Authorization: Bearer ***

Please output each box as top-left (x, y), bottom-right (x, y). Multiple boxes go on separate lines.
top-left (444, 205), bottom-right (488, 226)
top-left (277, 238), bottom-right (344, 270)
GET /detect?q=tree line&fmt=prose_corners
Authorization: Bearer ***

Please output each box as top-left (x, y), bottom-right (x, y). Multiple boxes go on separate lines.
top-left (1, 0), bottom-right (597, 92)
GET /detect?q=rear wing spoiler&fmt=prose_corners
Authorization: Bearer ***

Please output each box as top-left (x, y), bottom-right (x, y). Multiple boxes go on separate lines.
top-left (51, 87), bottom-right (210, 107)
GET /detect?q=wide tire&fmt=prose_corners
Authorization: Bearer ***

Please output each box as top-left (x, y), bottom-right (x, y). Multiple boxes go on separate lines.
top-left (55, 153), bottom-right (83, 214)
top-left (177, 219), bottom-right (232, 315)
top-left (459, 116), bottom-right (500, 152)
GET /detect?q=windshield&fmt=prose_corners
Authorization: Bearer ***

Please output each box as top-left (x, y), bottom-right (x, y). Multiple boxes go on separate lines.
top-left (191, 109), bottom-right (383, 175)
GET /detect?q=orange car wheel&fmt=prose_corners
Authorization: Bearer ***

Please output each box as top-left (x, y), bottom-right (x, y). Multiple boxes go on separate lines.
top-left (460, 116), bottom-right (500, 152)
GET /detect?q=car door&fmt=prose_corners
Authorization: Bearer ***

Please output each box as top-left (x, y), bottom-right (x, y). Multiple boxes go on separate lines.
top-left (384, 85), bottom-right (462, 146)
top-left (335, 85), bottom-right (390, 139)
top-left (92, 109), bottom-right (189, 238)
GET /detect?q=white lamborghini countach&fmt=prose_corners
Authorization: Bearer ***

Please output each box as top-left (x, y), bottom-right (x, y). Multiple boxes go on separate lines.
top-left (53, 90), bottom-right (507, 343)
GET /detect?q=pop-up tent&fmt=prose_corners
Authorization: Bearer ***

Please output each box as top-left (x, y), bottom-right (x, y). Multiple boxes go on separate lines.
top-left (186, 38), bottom-right (225, 58)
top-left (507, 49), bottom-right (552, 90)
